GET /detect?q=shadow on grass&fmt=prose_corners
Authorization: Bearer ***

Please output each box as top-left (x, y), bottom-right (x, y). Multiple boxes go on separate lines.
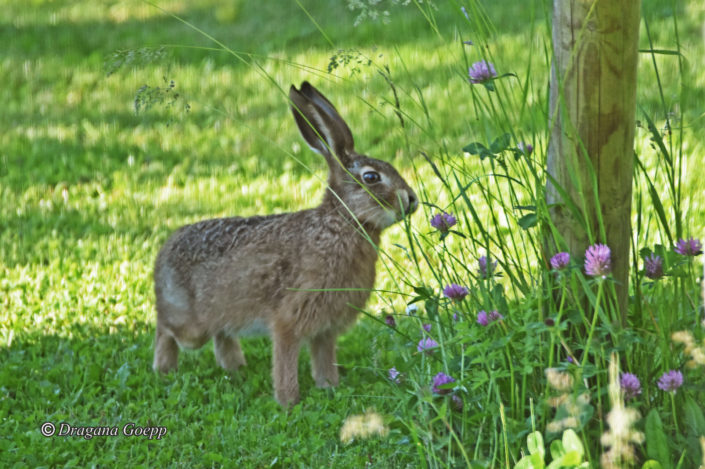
top-left (1, 276), bottom-right (403, 465)
top-left (0, 2), bottom-right (495, 63)
top-left (0, 322), bottom-right (277, 407)
top-left (1, 1), bottom-right (560, 203)
top-left (0, 320), bottom-right (366, 420)
top-left (0, 322), bottom-right (281, 464)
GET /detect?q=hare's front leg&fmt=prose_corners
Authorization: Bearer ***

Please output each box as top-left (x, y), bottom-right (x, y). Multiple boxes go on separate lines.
top-left (272, 327), bottom-right (302, 406)
top-left (214, 331), bottom-right (247, 371)
top-left (153, 326), bottom-right (179, 373)
top-left (310, 331), bottom-right (339, 388)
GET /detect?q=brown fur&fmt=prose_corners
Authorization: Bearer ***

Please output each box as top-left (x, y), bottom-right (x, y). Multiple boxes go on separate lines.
top-left (153, 82), bottom-right (417, 406)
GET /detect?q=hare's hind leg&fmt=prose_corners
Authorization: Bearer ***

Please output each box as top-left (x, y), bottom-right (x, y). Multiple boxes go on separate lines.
top-left (310, 331), bottom-right (339, 388)
top-left (214, 331), bottom-right (247, 371)
top-left (153, 325), bottom-right (179, 373)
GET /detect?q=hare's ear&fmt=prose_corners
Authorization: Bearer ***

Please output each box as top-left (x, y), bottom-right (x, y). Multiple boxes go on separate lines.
top-left (289, 82), bottom-right (355, 168)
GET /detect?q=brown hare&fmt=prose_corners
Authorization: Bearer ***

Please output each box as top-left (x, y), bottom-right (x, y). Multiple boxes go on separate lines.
top-left (153, 82), bottom-right (417, 406)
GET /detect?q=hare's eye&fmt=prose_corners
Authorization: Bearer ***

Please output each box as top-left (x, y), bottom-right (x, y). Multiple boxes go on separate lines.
top-left (362, 171), bottom-right (381, 184)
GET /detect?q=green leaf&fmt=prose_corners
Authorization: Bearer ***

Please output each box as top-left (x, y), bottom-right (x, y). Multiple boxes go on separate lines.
top-left (463, 141), bottom-right (488, 154)
top-left (639, 247), bottom-right (654, 258)
top-left (639, 48), bottom-right (682, 56)
top-left (462, 133), bottom-right (511, 159)
top-left (412, 285), bottom-right (434, 299)
top-left (515, 453), bottom-right (545, 469)
top-left (514, 455), bottom-right (532, 469)
top-left (549, 439), bottom-right (565, 460)
top-left (425, 297), bottom-right (439, 319)
top-left (436, 401), bottom-right (448, 419)
top-left (642, 460), bottom-right (664, 469)
top-left (683, 397), bottom-right (705, 436)
top-left (645, 409), bottom-right (673, 469)
top-left (634, 153), bottom-right (674, 246)
top-left (560, 451), bottom-right (582, 466)
top-left (518, 213), bottom-right (538, 230)
top-left (641, 111), bottom-right (672, 165)
top-left (527, 431), bottom-right (545, 458)
top-left (562, 429), bottom-right (584, 457)
top-left (490, 133), bottom-right (511, 153)
top-left (462, 142), bottom-right (495, 160)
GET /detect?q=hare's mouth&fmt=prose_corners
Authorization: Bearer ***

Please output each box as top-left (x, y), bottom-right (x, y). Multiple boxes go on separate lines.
top-left (390, 196), bottom-right (417, 224)
top-left (383, 209), bottom-right (401, 228)
top-left (356, 206), bottom-right (399, 230)
top-left (380, 207), bottom-right (406, 229)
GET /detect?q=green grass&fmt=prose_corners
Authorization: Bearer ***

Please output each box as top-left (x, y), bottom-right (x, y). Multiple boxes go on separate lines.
top-left (2, 0), bottom-right (705, 467)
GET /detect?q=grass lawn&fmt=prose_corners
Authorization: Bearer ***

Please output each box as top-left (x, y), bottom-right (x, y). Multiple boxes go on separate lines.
top-left (2, 0), bottom-right (705, 467)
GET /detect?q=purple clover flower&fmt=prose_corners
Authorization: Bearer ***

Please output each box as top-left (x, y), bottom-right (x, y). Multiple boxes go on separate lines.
top-left (550, 252), bottom-right (570, 270)
top-left (443, 283), bottom-right (469, 301)
top-left (432, 372), bottom-right (456, 394)
top-left (477, 310), bottom-right (503, 326)
top-left (644, 253), bottom-right (664, 280)
top-left (385, 315), bottom-right (396, 327)
top-left (430, 212), bottom-right (457, 232)
top-left (389, 367), bottom-right (401, 383)
top-left (478, 256), bottom-right (498, 278)
top-left (584, 243), bottom-right (612, 278)
top-left (417, 337), bottom-right (439, 353)
top-left (675, 237), bottom-right (703, 256)
top-left (423, 323), bottom-right (432, 333)
top-left (517, 142), bottom-right (534, 156)
top-left (657, 370), bottom-right (684, 393)
top-left (620, 372), bottom-right (642, 399)
top-left (468, 60), bottom-right (497, 84)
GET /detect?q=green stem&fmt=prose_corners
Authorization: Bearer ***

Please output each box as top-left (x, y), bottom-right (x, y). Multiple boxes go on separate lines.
top-left (548, 276), bottom-right (569, 369)
top-left (581, 281), bottom-right (604, 370)
top-left (500, 402), bottom-right (510, 469)
top-left (689, 260), bottom-right (697, 327)
top-left (504, 342), bottom-right (516, 414)
top-left (545, 276), bottom-right (569, 402)
top-left (671, 393), bottom-right (680, 434)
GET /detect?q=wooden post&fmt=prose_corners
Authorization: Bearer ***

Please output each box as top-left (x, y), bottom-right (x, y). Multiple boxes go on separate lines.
top-left (546, 0), bottom-right (641, 321)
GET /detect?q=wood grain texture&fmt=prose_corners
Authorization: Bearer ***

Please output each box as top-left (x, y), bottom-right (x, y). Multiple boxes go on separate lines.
top-left (546, 0), bottom-right (641, 320)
